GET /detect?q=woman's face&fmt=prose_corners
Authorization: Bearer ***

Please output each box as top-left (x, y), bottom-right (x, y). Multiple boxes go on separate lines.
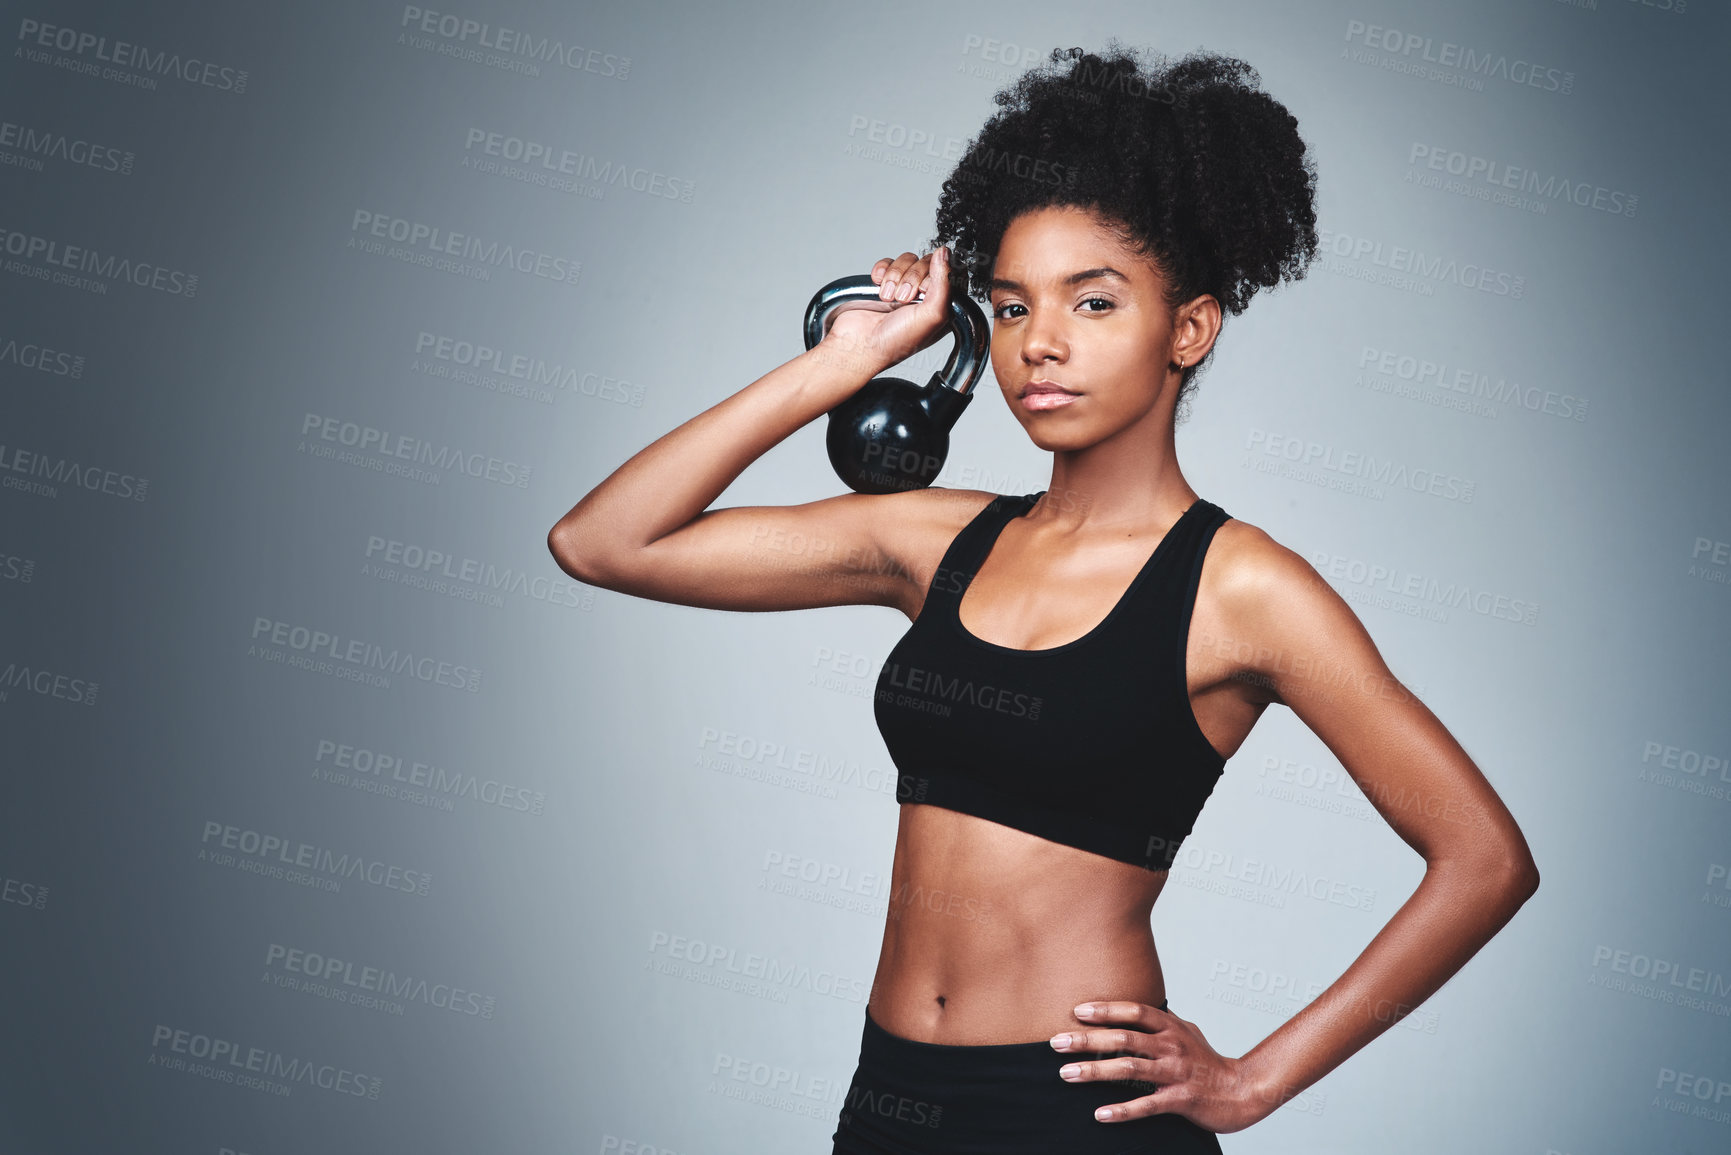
top-left (985, 205), bottom-right (1186, 451)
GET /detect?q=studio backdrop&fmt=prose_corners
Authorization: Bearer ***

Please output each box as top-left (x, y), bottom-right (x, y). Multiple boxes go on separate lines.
top-left (3, 1), bottom-right (1728, 1153)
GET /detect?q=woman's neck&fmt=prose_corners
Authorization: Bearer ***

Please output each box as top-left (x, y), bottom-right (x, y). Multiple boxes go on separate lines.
top-left (1036, 407), bottom-right (1194, 533)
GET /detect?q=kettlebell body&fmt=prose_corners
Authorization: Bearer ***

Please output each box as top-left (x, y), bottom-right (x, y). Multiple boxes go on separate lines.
top-left (802, 273), bottom-right (990, 494)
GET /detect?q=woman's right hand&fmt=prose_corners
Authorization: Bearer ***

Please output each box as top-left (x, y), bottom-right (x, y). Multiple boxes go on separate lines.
top-left (818, 246), bottom-right (957, 377)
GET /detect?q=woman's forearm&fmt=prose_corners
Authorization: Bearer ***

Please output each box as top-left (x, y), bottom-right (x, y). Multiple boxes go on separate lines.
top-left (1233, 853), bottom-right (1539, 1113)
top-left (548, 340), bottom-right (882, 566)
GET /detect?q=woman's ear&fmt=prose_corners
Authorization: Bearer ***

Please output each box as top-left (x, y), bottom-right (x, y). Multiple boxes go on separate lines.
top-left (1173, 293), bottom-right (1222, 367)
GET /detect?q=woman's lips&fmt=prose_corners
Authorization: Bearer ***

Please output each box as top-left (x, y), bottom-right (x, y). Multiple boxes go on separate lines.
top-left (1022, 384), bottom-right (1080, 411)
top-left (1024, 392), bottom-right (1080, 410)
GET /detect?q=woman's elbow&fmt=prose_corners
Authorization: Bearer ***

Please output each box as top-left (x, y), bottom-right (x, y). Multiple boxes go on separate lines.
top-left (1435, 838), bottom-right (1539, 907)
top-left (547, 520), bottom-right (602, 584)
top-left (1495, 842), bottom-right (1540, 906)
top-left (1514, 854), bottom-right (1540, 902)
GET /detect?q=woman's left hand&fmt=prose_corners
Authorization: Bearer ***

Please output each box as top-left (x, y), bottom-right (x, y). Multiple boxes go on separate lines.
top-left (1050, 1000), bottom-right (1280, 1133)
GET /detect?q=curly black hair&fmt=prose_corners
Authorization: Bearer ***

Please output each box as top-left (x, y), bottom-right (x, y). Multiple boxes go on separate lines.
top-left (930, 41), bottom-right (1319, 418)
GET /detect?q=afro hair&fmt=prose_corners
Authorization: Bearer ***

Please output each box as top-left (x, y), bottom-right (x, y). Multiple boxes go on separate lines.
top-left (931, 41), bottom-right (1319, 415)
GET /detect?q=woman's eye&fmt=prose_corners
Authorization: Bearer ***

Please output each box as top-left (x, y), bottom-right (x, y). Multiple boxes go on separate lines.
top-left (993, 302), bottom-right (1025, 320)
top-left (1081, 297), bottom-right (1113, 312)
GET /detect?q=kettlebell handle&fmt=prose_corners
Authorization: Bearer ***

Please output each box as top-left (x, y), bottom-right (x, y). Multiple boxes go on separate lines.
top-left (801, 274), bottom-right (989, 396)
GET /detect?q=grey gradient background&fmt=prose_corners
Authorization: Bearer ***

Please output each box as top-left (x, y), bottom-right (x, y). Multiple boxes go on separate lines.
top-left (2, 0), bottom-right (1728, 1152)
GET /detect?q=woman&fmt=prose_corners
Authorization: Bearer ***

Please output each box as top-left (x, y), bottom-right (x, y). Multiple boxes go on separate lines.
top-left (549, 44), bottom-right (1539, 1153)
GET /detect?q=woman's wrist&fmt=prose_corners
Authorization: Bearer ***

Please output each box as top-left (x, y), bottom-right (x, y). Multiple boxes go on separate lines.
top-left (798, 335), bottom-right (890, 399)
top-left (1229, 1049), bottom-right (1301, 1124)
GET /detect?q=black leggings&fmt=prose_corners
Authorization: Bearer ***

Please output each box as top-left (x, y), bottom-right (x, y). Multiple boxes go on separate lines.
top-left (830, 1002), bottom-right (1225, 1154)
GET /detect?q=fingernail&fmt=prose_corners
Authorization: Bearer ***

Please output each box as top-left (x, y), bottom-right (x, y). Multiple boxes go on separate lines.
top-left (1059, 1064), bottom-right (1080, 1080)
top-left (1095, 1106), bottom-right (1114, 1121)
top-left (1050, 1033), bottom-right (1072, 1050)
top-left (881, 279), bottom-right (895, 299)
top-left (1075, 1004), bottom-right (1095, 1017)
top-left (897, 281), bottom-right (912, 301)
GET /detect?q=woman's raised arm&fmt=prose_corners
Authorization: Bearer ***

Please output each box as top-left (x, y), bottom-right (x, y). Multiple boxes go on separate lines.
top-left (547, 248), bottom-right (970, 614)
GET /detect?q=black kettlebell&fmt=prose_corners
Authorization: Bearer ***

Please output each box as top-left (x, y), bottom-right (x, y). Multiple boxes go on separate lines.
top-left (802, 273), bottom-right (990, 494)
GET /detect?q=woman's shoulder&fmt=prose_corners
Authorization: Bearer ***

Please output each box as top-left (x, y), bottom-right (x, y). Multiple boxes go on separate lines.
top-left (1203, 510), bottom-right (1326, 602)
top-left (889, 484), bottom-right (1007, 528)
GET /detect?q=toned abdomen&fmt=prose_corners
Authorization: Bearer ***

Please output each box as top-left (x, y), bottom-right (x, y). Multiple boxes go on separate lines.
top-left (867, 802), bottom-right (1171, 1045)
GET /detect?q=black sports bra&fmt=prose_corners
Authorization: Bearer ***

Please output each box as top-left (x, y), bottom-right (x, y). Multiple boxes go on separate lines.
top-left (873, 490), bottom-right (1232, 871)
